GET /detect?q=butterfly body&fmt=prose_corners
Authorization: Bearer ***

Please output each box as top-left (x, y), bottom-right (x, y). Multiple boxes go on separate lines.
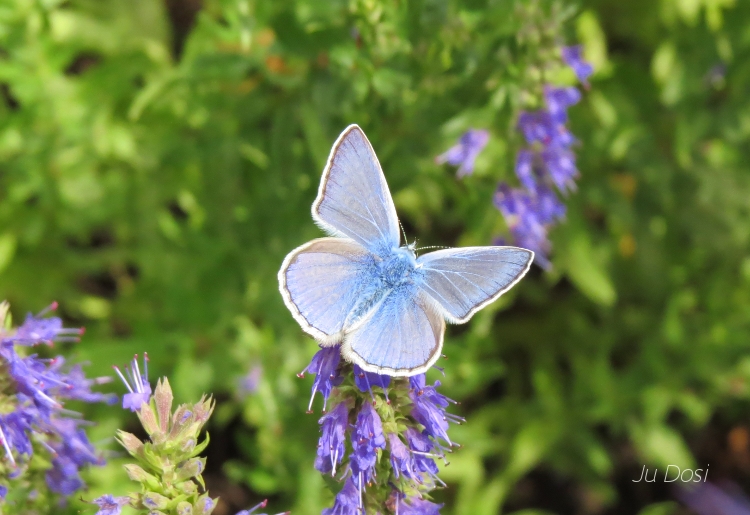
top-left (279, 125), bottom-right (534, 376)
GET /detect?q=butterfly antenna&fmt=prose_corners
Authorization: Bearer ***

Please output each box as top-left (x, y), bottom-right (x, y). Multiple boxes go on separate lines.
top-left (415, 245), bottom-right (451, 252)
top-left (399, 220), bottom-right (408, 245)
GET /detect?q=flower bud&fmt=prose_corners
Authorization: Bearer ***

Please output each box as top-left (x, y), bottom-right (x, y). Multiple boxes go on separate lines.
top-left (141, 492), bottom-right (171, 510)
top-left (116, 430), bottom-right (145, 458)
top-left (176, 501), bottom-right (193, 515)
top-left (137, 403), bottom-right (161, 437)
top-left (194, 495), bottom-right (217, 515)
top-left (175, 457), bottom-right (205, 482)
top-left (154, 378), bottom-right (174, 432)
top-left (124, 464), bottom-right (160, 489)
top-left (176, 479), bottom-right (198, 495)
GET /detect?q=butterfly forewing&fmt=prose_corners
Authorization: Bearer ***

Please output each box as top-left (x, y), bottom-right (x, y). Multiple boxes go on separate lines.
top-left (279, 237), bottom-right (376, 342)
top-left (312, 125), bottom-right (401, 256)
top-left (342, 286), bottom-right (445, 376)
top-left (416, 247), bottom-right (534, 323)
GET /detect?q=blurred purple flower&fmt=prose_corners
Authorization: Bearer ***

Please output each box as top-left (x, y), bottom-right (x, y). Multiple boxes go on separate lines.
top-left (390, 490), bottom-right (444, 515)
top-left (322, 478), bottom-right (360, 515)
top-left (562, 45), bottom-right (593, 85)
top-left (300, 345), bottom-right (343, 412)
top-left (7, 303), bottom-right (83, 346)
top-left (436, 129), bottom-right (490, 177)
top-left (114, 354), bottom-right (152, 412)
top-left (519, 111), bottom-right (576, 149)
top-left (518, 111), bottom-right (556, 145)
top-left (46, 456), bottom-right (84, 495)
top-left (494, 184), bottom-right (567, 268)
top-left (705, 63), bottom-right (727, 88)
top-left (540, 145), bottom-right (578, 193)
top-left (515, 150), bottom-right (536, 191)
top-left (0, 410), bottom-right (34, 464)
top-left (238, 365), bottom-right (262, 398)
top-left (92, 494), bottom-right (130, 515)
top-left (678, 482), bottom-right (750, 515)
top-left (544, 86), bottom-right (581, 124)
top-left (315, 401), bottom-right (349, 475)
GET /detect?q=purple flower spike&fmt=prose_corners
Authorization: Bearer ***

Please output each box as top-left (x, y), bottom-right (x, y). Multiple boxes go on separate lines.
top-left (315, 401), bottom-right (349, 475)
top-left (92, 494), bottom-right (131, 515)
top-left (353, 365), bottom-right (391, 395)
top-left (114, 354), bottom-right (152, 412)
top-left (562, 45), bottom-right (594, 86)
top-left (436, 129), bottom-right (490, 177)
top-left (322, 478), bottom-right (360, 515)
top-left (300, 346), bottom-right (343, 412)
top-left (544, 86), bottom-right (581, 124)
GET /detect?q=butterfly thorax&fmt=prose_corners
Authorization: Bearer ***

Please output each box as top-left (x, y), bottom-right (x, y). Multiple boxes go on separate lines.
top-left (342, 247), bottom-right (418, 329)
top-left (378, 247), bottom-right (417, 287)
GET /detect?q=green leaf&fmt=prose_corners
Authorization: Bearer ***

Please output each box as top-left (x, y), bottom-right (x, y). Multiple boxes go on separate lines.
top-left (563, 234), bottom-right (617, 306)
top-left (0, 233), bottom-right (16, 275)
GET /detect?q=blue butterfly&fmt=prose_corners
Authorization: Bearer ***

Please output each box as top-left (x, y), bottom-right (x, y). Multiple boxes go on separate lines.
top-left (278, 125), bottom-right (534, 376)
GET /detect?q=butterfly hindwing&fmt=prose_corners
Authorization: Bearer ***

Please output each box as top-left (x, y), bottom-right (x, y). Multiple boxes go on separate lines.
top-left (416, 246), bottom-right (534, 323)
top-left (342, 285), bottom-right (445, 376)
top-left (312, 125), bottom-right (401, 256)
top-left (279, 237), bottom-right (376, 343)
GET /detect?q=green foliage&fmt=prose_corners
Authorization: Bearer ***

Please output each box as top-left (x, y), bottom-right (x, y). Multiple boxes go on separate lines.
top-left (0, 0), bottom-right (749, 513)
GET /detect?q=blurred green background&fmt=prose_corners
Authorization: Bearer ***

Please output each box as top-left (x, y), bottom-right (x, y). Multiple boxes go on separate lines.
top-left (1, 0), bottom-right (749, 514)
